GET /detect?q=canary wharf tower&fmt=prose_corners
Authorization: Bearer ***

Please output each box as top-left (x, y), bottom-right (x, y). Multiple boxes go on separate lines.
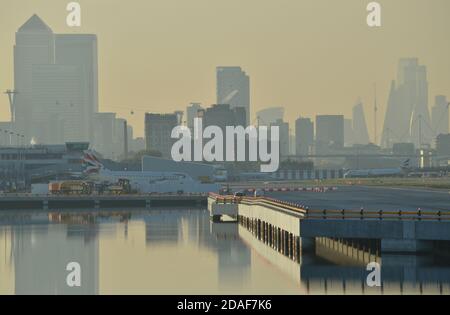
top-left (13, 15), bottom-right (55, 142)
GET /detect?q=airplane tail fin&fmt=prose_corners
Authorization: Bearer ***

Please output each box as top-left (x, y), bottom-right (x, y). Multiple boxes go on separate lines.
top-left (82, 150), bottom-right (105, 174)
top-left (401, 159), bottom-right (411, 170)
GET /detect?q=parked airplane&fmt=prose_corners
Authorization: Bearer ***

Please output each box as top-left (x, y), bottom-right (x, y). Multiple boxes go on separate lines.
top-left (343, 159), bottom-right (411, 178)
top-left (82, 151), bottom-right (220, 193)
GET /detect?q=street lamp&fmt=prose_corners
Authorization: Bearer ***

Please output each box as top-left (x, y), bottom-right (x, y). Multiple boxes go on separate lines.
top-left (4, 130), bottom-right (9, 146)
top-left (9, 132), bottom-right (14, 146)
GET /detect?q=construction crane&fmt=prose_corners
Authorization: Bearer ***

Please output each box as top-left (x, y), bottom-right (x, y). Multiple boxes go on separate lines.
top-left (4, 89), bottom-right (18, 123)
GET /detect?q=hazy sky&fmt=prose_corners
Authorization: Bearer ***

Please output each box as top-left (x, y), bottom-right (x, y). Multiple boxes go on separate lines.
top-left (1, 0), bottom-right (450, 139)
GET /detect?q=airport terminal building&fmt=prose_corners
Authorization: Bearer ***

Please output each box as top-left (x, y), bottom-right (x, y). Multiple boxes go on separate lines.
top-left (0, 142), bottom-right (88, 191)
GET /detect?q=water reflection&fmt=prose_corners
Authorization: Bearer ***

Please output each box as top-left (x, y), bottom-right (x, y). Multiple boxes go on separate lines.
top-left (0, 209), bottom-right (449, 295)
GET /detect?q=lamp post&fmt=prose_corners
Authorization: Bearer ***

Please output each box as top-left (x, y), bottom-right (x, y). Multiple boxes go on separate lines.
top-left (9, 132), bottom-right (14, 146)
top-left (4, 130), bottom-right (9, 146)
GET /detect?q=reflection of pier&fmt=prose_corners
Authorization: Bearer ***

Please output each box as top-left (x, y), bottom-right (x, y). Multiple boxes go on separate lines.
top-left (208, 220), bottom-right (251, 289)
top-left (238, 224), bottom-right (301, 285)
top-left (210, 221), bottom-right (239, 240)
top-left (236, 217), bottom-right (450, 294)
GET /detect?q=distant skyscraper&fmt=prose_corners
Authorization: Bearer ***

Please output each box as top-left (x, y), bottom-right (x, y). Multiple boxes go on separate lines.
top-left (145, 113), bottom-right (179, 159)
top-left (381, 58), bottom-right (432, 148)
top-left (14, 15), bottom-right (55, 142)
top-left (186, 103), bottom-right (203, 132)
top-left (431, 95), bottom-right (449, 137)
top-left (216, 67), bottom-right (250, 125)
top-left (256, 107), bottom-right (284, 126)
top-left (92, 112), bottom-right (117, 159)
top-left (55, 34), bottom-right (98, 141)
top-left (271, 119), bottom-right (289, 157)
top-left (352, 101), bottom-right (370, 145)
top-left (114, 117), bottom-right (127, 159)
top-left (295, 117), bottom-right (314, 156)
top-left (315, 115), bottom-right (344, 154)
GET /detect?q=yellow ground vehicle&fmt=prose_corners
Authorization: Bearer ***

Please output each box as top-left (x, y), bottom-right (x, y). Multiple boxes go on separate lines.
top-left (104, 179), bottom-right (132, 195)
top-left (49, 181), bottom-right (93, 195)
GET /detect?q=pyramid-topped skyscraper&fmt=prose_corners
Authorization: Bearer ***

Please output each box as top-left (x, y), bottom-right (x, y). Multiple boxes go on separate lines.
top-left (14, 14), bottom-right (55, 142)
top-left (13, 15), bottom-right (98, 144)
top-left (17, 14), bottom-right (53, 33)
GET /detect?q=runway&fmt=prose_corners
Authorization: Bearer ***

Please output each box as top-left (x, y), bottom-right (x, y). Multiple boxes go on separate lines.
top-left (265, 185), bottom-right (450, 212)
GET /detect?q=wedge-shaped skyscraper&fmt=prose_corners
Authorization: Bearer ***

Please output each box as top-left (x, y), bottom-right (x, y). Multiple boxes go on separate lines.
top-left (381, 59), bottom-right (432, 148)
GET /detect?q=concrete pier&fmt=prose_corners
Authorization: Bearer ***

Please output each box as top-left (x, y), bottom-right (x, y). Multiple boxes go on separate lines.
top-left (208, 194), bottom-right (450, 255)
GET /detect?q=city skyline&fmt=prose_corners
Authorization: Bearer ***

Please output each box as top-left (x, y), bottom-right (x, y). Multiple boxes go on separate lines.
top-left (1, 0), bottom-right (450, 139)
top-left (2, 1), bottom-right (450, 298)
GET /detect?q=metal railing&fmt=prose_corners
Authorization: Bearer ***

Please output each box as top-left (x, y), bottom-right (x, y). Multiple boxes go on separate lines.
top-left (209, 193), bottom-right (307, 214)
top-left (208, 193), bottom-right (450, 222)
top-left (306, 209), bottom-right (450, 221)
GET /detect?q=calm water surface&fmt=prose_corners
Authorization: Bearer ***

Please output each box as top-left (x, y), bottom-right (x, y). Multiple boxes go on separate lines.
top-left (0, 208), bottom-right (449, 295)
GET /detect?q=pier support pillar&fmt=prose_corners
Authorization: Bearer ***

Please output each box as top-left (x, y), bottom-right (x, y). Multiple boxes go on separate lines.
top-left (274, 228), bottom-right (278, 250)
top-left (272, 226), bottom-right (276, 248)
top-left (263, 222), bottom-right (266, 243)
top-left (265, 223), bottom-right (269, 244)
top-left (277, 228), bottom-right (282, 252)
top-left (301, 237), bottom-right (316, 253)
top-left (257, 220), bottom-right (261, 240)
top-left (295, 236), bottom-right (300, 262)
top-left (283, 231), bottom-right (289, 255)
top-left (288, 233), bottom-right (294, 259)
